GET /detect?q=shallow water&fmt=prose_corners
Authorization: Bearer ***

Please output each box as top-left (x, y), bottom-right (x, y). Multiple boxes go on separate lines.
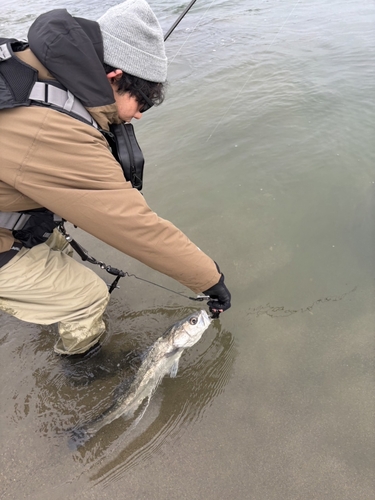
top-left (1, 1), bottom-right (375, 499)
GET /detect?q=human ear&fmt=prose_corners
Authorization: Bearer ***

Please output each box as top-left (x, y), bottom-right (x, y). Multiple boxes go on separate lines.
top-left (106, 69), bottom-right (123, 84)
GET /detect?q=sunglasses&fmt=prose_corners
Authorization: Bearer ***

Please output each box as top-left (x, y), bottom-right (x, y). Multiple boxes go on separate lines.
top-left (136, 88), bottom-right (154, 113)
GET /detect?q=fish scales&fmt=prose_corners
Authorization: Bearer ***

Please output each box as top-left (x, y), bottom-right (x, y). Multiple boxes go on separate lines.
top-left (69, 309), bottom-right (211, 447)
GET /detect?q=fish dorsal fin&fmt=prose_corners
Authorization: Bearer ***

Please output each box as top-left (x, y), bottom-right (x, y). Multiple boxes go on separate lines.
top-left (169, 359), bottom-right (180, 378)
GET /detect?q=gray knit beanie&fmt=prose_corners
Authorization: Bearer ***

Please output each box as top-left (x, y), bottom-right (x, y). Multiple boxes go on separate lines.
top-left (97, 0), bottom-right (167, 83)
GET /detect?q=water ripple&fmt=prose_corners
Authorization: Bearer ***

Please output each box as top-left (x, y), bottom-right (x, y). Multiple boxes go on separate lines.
top-left (83, 327), bottom-right (236, 484)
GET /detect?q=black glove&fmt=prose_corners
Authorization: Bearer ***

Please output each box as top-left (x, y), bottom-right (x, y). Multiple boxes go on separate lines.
top-left (203, 272), bottom-right (231, 318)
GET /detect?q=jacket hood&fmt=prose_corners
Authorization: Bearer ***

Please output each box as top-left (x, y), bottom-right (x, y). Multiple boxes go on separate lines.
top-left (28, 9), bottom-right (119, 129)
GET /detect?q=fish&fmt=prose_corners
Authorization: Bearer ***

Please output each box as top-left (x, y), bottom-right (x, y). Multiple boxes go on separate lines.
top-left (69, 309), bottom-right (211, 447)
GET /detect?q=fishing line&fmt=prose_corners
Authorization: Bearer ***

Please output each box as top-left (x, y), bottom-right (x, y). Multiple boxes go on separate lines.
top-left (167, 0), bottom-right (218, 64)
top-left (58, 223), bottom-right (208, 301)
top-left (109, 271), bottom-right (209, 303)
top-left (164, 0), bottom-right (199, 41)
top-left (206, 0), bottom-right (301, 141)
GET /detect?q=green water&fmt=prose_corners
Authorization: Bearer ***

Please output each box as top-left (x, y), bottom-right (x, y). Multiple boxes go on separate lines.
top-left (1, 1), bottom-right (374, 498)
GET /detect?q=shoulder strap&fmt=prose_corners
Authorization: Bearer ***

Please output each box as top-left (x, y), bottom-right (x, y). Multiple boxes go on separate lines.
top-left (29, 82), bottom-right (98, 128)
top-left (0, 39), bottom-right (37, 109)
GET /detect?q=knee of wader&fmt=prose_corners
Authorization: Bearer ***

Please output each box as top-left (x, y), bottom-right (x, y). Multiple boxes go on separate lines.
top-left (85, 274), bottom-right (110, 309)
top-left (96, 276), bottom-right (111, 302)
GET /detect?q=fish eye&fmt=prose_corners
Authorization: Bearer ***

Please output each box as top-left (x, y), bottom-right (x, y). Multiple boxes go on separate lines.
top-left (189, 317), bottom-right (198, 325)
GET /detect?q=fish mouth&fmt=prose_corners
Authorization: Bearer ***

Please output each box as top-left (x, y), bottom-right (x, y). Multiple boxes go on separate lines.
top-left (201, 309), bottom-right (212, 327)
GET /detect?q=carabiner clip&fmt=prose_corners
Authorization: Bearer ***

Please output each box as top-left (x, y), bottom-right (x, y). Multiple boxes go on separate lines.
top-left (189, 294), bottom-right (210, 302)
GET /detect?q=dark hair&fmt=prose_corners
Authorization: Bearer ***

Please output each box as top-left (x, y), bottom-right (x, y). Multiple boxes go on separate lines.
top-left (103, 63), bottom-right (166, 107)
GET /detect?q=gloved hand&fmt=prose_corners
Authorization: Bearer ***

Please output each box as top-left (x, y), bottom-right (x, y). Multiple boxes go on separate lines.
top-left (203, 272), bottom-right (231, 318)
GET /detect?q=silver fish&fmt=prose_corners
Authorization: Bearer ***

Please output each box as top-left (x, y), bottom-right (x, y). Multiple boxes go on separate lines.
top-left (70, 309), bottom-right (211, 447)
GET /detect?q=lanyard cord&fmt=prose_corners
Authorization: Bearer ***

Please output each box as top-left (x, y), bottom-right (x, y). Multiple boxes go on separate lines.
top-left (57, 223), bottom-right (208, 300)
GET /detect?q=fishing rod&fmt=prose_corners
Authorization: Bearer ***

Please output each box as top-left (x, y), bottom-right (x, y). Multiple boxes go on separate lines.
top-left (164, 0), bottom-right (199, 41)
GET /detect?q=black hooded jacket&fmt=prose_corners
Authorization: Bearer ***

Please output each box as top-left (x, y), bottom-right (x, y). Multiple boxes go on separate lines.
top-left (28, 9), bottom-right (114, 108)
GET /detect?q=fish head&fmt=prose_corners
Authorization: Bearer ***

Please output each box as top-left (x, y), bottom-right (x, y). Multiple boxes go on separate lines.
top-left (171, 310), bottom-right (212, 349)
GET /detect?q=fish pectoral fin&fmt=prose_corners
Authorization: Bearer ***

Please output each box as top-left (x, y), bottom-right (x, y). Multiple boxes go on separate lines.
top-left (169, 359), bottom-right (180, 378)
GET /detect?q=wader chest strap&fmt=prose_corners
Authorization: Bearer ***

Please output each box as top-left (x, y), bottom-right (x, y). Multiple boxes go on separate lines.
top-left (29, 82), bottom-right (98, 129)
